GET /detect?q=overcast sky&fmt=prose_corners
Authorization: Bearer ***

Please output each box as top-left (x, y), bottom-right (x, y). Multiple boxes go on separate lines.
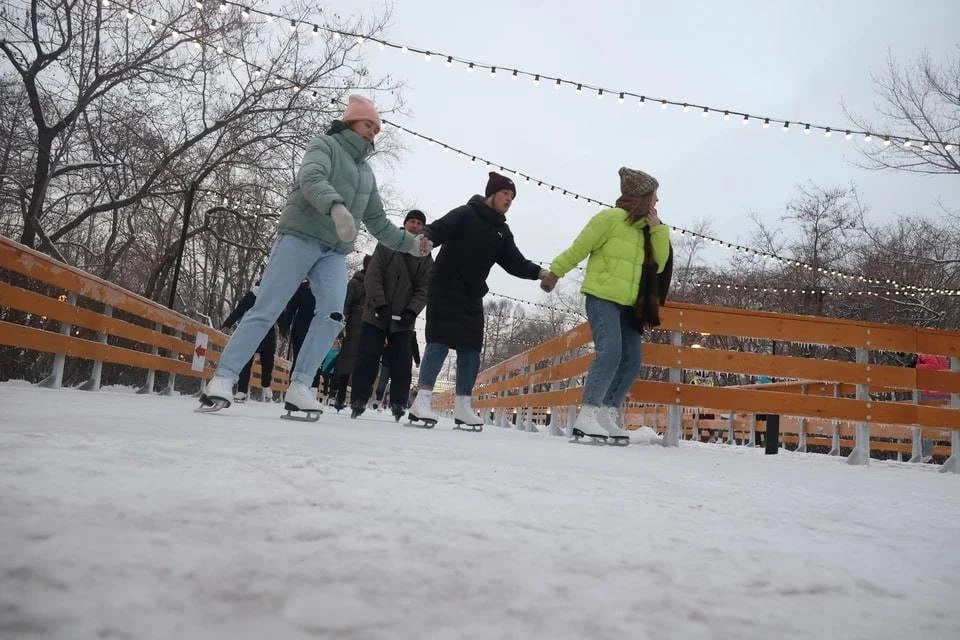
top-left (271, 0), bottom-right (959, 308)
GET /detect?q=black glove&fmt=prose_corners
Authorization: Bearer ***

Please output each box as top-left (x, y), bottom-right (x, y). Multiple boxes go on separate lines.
top-left (400, 309), bottom-right (417, 326)
top-left (375, 305), bottom-right (389, 319)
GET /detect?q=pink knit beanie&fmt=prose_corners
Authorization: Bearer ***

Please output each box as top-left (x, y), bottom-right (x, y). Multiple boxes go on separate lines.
top-left (342, 95), bottom-right (381, 133)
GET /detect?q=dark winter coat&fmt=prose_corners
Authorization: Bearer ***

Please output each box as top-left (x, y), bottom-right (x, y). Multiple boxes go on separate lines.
top-left (422, 194), bottom-right (541, 350)
top-left (223, 289), bottom-right (276, 352)
top-left (362, 234), bottom-right (433, 333)
top-left (279, 281), bottom-right (315, 347)
top-left (336, 269), bottom-right (367, 377)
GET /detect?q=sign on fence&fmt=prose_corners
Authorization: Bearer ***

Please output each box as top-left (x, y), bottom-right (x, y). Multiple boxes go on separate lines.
top-left (191, 333), bottom-right (208, 372)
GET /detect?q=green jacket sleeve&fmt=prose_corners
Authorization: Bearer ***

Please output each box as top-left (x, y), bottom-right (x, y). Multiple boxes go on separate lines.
top-left (361, 179), bottom-right (417, 254)
top-left (298, 136), bottom-right (344, 215)
top-left (649, 223), bottom-right (671, 273)
top-left (549, 210), bottom-right (617, 277)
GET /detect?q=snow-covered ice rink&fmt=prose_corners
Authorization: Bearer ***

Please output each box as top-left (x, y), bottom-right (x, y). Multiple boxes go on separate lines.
top-left (1, 381), bottom-right (958, 639)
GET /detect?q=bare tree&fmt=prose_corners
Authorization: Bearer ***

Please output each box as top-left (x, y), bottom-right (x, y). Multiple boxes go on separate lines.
top-left (847, 50), bottom-right (960, 175)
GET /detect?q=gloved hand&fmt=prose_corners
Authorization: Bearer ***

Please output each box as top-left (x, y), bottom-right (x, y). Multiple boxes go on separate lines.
top-left (330, 203), bottom-right (358, 242)
top-left (400, 309), bottom-right (417, 326)
top-left (375, 305), bottom-right (389, 319)
top-left (407, 234), bottom-right (433, 257)
top-left (539, 270), bottom-right (559, 293)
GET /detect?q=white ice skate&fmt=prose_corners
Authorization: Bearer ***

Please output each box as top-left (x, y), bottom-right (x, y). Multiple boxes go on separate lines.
top-left (196, 376), bottom-right (234, 413)
top-left (233, 391), bottom-right (248, 403)
top-left (570, 405), bottom-right (610, 444)
top-left (406, 390), bottom-right (438, 428)
top-left (281, 381), bottom-right (323, 422)
top-left (453, 395), bottom-right (483, 433)
top-left (597, 406), bottom-right (630, 446)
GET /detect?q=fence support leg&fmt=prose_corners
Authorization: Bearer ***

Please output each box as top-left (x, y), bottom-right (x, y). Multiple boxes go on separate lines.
top-left (726, 412), bottom-right (736, 445)
top-left (38, 292), bottom-right (77, 389)
top-left (846, 347), bottom-right (871, 466)
top-left (161, 330), bottom-right (181, 396)
top-left (139, 322), bottom-right (163, 394)
top-left (909, 426), bottom-right (924, 463)
top-left (940, 357), bottom-right (960, 473)
top-left (663, 330), bottom-right (683, 447)
top-left (797, 418), bottom-right (808, 453)
top-left (79, 304), bottom-right (112, 391)
top-left (940, 432), bottom-right (960, 474)
top-left (746, 413), bottom-right (757, 448)
top-left (827, 383), bottom-right (841, 456)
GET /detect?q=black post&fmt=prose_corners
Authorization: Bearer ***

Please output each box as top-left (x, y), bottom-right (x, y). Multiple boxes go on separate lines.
top-left (167, 180), bottom-right (198, 310)
top-left (765, 414), bottom-right (780, 455)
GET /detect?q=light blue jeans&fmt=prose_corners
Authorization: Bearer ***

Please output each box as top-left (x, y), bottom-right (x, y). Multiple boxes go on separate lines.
top-left (581, 294), bottom-right (644, 407)
top-left (216, 233), bottom-right (346, 388)
top-left (418, 343), bottom-right (480, 396)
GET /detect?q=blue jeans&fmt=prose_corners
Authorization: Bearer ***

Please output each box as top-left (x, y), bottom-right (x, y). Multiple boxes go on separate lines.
top-left (418, 342), bottom-right (480, 396)
top-left (581, 294), bottom-right (643, 407)
top-left (216, 234), bottom-right (346, 387)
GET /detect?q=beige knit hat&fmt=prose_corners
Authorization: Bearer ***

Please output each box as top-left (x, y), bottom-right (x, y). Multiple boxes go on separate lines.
top-left (618, 167), bottom-right (659, 198)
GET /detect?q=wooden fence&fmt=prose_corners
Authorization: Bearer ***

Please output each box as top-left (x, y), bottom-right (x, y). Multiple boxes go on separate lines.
top-left (437, 300), bottom-right (960, 472)
top-left (0, 236), bottom-right (289, 395)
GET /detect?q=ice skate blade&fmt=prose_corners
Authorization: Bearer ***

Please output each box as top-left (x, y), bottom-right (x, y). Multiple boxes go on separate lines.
top-left (195, 395), bottom-right (230, 413)
top-left (453, 420), bottom-right (483, 433)
top-left (405, 413), bottom-right (437, 429)
top-left (570, 428), bottom-right (607, 445)
top-left (606, 435), bottom-right (630, 447)
top-left (280, 401), bottom-right (321, 422)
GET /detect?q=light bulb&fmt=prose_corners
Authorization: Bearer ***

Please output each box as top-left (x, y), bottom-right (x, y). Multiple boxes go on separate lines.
top-left (533, 74), bottom-right (540, 85)
top-left (445, 56), bottom-right (452, 67)
top-left (782, 121), bottom-right (790, 132)
top-left (702, 107), bottom-right (708, 117)
top-left (741, 115), bottom-right (749, 125)
top-left (619, 92), bottom-right (624, 104)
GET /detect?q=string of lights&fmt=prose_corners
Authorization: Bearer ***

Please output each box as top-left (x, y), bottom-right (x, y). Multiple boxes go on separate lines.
top-left (388, 122), bottom-right (959, 296)
top-left (182, 0), bottom-right (959, 151)
top-left (105, 4), bottom-right (958, 297)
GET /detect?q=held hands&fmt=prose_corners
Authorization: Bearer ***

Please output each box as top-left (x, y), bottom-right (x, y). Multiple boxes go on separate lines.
top-left (330, 203), bottom-right (358, 242)
top-left (407, 233), bottom-right (433, 257)
top-left (539, 269), bottom-right (560, 293)
top-left (399, 309), bottom-right (417, 326)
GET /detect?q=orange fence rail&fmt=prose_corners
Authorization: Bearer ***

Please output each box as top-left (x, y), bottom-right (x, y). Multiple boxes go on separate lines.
top-left (0, 235), bottom-right (289, 395)
top-left (437, 300), bottom-right (960, 472)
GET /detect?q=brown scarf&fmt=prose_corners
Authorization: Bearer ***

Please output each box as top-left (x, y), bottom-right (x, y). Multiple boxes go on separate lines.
top-left (616, 197), bottom-right (672, 332)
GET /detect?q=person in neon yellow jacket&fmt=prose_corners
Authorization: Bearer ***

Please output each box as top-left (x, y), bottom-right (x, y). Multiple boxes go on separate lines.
top-left (541, 167), bottom-right (671, 440)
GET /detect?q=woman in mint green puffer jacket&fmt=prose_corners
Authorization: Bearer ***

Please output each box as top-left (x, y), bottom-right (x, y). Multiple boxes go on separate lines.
top-left (200, 96), bottom-right (431, 416)
top-left (541, 167), bottom-right (671, 442)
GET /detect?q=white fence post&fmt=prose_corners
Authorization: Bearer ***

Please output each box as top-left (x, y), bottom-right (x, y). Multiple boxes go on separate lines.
top-left (847, 346), bottom-right (871, 466)
top-left (79, 304), bottom-right (112, 392)
top-left (746, 413), bottom-right (757, 448)
top-left (939, 356), bottom-right (960, 474)
top-left (161, 329), bottom-right (181, 396)
top-left (139, 321), bottom-right (163, 394)
top-left (38, 292), bottom-right (77, 389)
top-left (663, 330), bottom-right (683, 447)
top-left (828, 384), bottom-right (841, 456)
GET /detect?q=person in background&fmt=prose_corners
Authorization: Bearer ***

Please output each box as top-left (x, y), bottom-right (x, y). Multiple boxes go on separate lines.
top-left (221, 280), bottom-right (276, 403)
top-left (334, 255), bottom-right (372, 412)
top-left (350, 209), bottom-right (433, 421)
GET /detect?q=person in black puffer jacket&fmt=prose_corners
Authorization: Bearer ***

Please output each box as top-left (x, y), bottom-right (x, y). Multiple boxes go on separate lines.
top-left (407, 172), bottom-right (548, 426)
